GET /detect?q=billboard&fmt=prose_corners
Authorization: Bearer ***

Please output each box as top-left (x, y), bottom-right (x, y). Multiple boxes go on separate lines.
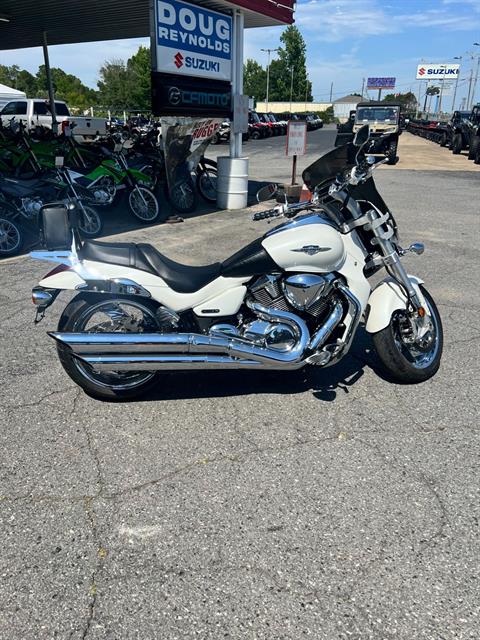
top-left (153, 0), bottom-right (232, 82)
top-left (367, 77), bottom-right (396, 89)
top-left (416, 64), bottom-right (460, 80)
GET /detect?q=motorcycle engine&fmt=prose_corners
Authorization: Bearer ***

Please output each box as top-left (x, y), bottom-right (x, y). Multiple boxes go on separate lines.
top-left (93, 189), bottom-right (111, 204)
top-left (22, 198), bottom-right (43, 218)
top-left (250, 274), bottom-right (336, 319)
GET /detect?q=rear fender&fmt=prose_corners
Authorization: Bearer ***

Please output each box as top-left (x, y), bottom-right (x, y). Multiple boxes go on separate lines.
top-left (366, 275), bottom-right (425, 334)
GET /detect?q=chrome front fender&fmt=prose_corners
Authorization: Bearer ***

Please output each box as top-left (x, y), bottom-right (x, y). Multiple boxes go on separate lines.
top-left (365, 275), bottom-right (425, 334)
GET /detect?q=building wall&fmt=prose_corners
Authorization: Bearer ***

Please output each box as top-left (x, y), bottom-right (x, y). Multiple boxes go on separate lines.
top-left (255, 102), bottom-right (332, 113)
top-left (333, 102), bottom-right (359, 123)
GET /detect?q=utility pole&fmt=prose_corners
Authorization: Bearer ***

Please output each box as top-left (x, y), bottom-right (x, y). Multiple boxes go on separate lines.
top-left (329, 82), bottom-right (333, 102)
top-left (472, 44), bottom-right (480, 107)
top-left (438, 64), bottom-right (447, 116)
top-left (452, 56), bottom-right (462, 112)
top-left (467, 67), bottom-right (474, 109)
top-left (360, 77), bottom-right (365, 98)
top-left (289, 66), bottom-right (294, 113)
top-left (261, 48), bottom-right (279, 112)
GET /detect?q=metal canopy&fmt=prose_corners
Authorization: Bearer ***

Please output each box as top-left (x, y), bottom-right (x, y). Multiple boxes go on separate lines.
top-left (0, 0), bottom-right (294, 51)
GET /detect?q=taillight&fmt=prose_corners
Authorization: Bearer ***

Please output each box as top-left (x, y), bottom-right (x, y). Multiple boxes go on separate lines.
top-left (43, 263), bottom-right (71, 279)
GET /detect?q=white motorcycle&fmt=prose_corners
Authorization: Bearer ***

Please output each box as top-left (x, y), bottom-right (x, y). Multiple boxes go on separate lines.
top-left (30, 126), bottom-right (443, 400)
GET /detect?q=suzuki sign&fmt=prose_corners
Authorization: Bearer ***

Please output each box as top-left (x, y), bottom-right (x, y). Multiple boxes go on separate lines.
top-left (416, 64), bottom-right (460, 80)
top-left (154, 0), bottom-right (232, 81)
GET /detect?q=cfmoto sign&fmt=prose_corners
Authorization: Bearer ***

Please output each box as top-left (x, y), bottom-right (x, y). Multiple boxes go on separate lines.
top-left (154, 0), bottom-right (232, 81)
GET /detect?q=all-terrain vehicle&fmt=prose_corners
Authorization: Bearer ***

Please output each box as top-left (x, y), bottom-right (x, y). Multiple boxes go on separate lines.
top-left (351, 102), bottom-right (401, 164)
top-left (449, 105), bottom-right (480, 161)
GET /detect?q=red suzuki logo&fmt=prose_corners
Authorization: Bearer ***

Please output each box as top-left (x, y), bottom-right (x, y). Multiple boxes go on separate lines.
top-left (418, 67), bottom-right (426, 76)
top-left (174, 52), bottom-right (184, 69)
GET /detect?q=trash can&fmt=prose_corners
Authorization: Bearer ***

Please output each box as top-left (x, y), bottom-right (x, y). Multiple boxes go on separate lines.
top-left (216, 156), bottom-right (249, 209)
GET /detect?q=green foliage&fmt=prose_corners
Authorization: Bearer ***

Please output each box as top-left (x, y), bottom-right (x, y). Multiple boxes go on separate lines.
top-left (269, 26), bottom-right (313, 103)
top-left (243, 59), bottom-right (267, 101)
top-left (382, 91), bottom-right (418, 110)
top-left (97, 46), bottom-right (151, 110)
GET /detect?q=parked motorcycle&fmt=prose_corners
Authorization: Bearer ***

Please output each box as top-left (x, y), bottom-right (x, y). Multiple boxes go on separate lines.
top-left (29, 125), bottom-right (442, 400)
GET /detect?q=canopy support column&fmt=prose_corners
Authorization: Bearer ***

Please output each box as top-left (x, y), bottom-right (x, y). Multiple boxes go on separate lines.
top-left (42, 31), bottom-right (57, 134)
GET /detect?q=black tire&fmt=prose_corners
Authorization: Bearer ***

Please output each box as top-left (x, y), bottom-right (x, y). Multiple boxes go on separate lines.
top-left (0, 217), bottom-right (23, 257)
top-left (210, 132), bottom-right (220, 145)
top-left (372, 286), bottom-right (443, 384)
top-left (56, 294), bottom-right (162, 401)
top-left (474, 145), bottom-right (480, 165)
top-left (196, 161), bottom-right (218, 204)
top-left (468, 136), bottom-right (480, 160)
top-left (439, 132), bottom-right (448, 147)
top-left (251, 129), bottom-right (261, 140)
top-left (77, 205), bottom-right (103, 238)
top-left (451, 133), bottom-right (463, 154)
top-left (386, 140), bottom-right (398, 165)
top-left (164, 178), bottom-right (198, 214)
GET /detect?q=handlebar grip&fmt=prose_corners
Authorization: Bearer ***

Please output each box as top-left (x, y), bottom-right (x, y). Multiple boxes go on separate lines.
top-left (253, 208), bottom-right (280, 221)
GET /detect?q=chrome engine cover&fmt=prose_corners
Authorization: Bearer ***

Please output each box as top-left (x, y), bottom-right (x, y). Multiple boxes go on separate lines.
top-left (241, 319), bottom-right (297, 351)
top-left (282, 274), bottom-right (334, 311)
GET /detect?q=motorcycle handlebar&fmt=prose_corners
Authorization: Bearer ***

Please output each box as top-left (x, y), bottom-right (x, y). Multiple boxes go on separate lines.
top-left (252, 207), bottom-right (282, 221)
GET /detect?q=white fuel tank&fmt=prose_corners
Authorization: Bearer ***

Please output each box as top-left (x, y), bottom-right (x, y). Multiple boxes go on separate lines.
top-left (261, 216), bottom-right (346, 273)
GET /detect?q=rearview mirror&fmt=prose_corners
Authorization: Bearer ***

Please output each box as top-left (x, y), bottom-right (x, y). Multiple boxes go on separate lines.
top-left (256, 183), bottom-right (278, 203)
top-left (353, 124), bottom-right (369, 147)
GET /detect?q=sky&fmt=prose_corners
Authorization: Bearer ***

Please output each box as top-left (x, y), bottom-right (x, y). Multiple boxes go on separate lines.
top-left (1, 0), bottom-right (480, 110)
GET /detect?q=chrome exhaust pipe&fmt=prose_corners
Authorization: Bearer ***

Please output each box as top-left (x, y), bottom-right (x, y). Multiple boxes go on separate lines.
top-left (49, 303), bottom-right (311, 372)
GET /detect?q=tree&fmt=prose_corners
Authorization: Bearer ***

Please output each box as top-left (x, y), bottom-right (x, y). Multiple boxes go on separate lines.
top-left (268, 26), bottom-right (313, 104)
top-left (382, 91), bottom-right (417, 111)
top-left (36, 65), bottom-right (97, 108)
top-left (126, 46), bottom-right (151, 111)
top-left (243, 59), bottom-right (267, 101)
top-left (97, 59), bottom-right (132, 109)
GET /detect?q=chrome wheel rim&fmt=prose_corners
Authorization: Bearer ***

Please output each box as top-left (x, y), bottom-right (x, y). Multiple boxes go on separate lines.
top-left (171, 182), bottom-right (195, 210)
top-left (129, 187), bottom-right (158, 221)
top-left (393, 300), bottom-right (440, 369)
top-left (78, 207), bottom-right (101, 235)
top-left (72, 299), bottom-right (158, 390)
top-left (0, 218), bottom-right (21, 254)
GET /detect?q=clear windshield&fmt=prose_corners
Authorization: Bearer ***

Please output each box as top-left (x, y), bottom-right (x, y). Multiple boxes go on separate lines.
top-left (302, 144), bottom-right (357, 190)
top-left (356, 107), bottom-right (399, 123)
top-left (249, 112), bottom-right (260, 124)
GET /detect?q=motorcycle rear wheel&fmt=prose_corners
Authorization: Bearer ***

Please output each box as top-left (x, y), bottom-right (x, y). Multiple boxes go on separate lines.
top-left (164, 179), bottom-right (198, 214)
top-left (56, 294), bottom-right (161, 401)
top-left (77, 205), bottom-right (103, 238)
top-left (372, 286), bottom-right (443, 384)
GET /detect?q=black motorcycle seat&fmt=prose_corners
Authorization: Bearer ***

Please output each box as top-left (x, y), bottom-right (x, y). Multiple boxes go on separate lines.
top-left (80, 240), bottom-right (221, 294)
top-left (0, 175), bottom-right (48, 196)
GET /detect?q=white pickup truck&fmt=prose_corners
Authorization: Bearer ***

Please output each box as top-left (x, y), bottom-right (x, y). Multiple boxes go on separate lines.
top-left (0, 98), bottom-right (106, 138)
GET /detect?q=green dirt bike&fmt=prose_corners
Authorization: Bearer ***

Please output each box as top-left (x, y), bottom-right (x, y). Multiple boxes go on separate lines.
top-left (30, 136), bottom-right (162, 223)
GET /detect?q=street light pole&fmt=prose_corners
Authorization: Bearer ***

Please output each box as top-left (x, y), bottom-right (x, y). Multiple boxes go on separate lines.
top-left (438, 64), bottom-right (447, 117)
top-left (289, 66), bottom-right (294, 113)
top-left (261, 48), bottom-right (278, 112)
top-left (472, 44), bottom-right (480, 108)
top-left (452, 56), bottom-right (462, 112)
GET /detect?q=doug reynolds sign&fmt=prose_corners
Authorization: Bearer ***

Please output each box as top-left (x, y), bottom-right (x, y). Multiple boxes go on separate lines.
top-left (154, 0), bottom-right (232, 81)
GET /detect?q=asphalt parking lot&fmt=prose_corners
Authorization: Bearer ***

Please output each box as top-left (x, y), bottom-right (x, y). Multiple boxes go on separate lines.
top-left (1, 127), bottom-right (479, 639)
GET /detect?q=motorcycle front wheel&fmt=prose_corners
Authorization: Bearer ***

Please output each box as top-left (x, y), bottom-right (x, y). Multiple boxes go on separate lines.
top-left (128, 186), bottom-right (162, 223)
top-left (164, 179), bottom-right (198, 214)
top-left (372, 286), bottom-right (443, 384)
top-left (197, 160), bottom-right (217, 203)
top-left (77, 205), bottom-right (103, 238)
top-left (56, 294), bottom-right (162, 401)
top-left (0, 217), bottom-right (23, 257)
